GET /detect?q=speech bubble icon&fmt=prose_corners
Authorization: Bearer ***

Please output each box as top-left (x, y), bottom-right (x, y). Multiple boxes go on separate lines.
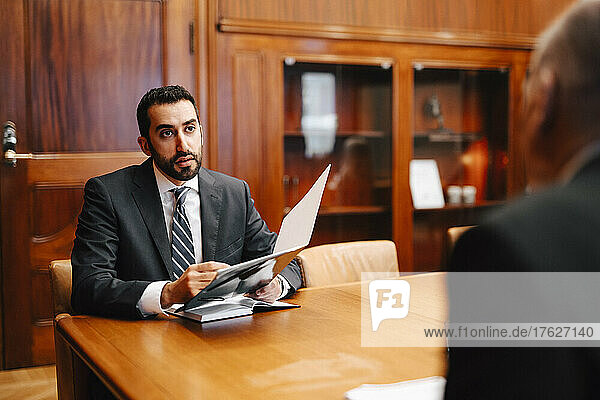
top-left (369, 280), bottom-right (411, 331)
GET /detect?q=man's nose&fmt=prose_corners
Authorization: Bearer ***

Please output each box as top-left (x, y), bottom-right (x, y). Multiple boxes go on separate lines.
top-left (175, 130), bottom-right (191, 152)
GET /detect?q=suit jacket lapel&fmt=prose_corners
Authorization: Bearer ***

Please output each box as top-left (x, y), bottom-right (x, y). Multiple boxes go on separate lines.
top-left (198, 168), bottom-right (223, 261)
top-left (131, 159), bottom-right (171, 272)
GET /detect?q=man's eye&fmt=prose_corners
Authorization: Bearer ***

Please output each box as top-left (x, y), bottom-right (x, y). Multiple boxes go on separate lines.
top-left (160, 130), bottom-right (174, 137)
top-left (185, 125), bottom-right (196, 133)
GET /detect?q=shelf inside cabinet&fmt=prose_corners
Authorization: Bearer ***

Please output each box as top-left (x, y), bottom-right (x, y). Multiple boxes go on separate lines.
top-left (284, 205), bottom-right (389, 217)
top-left (284, 130), bottom-right (385, 138)
top-left (413, 130), bottom-right (481, 143)
top-left (413, 200), bottom-right (503, 215)
top-left (319, 205), bottom-right (389, 216)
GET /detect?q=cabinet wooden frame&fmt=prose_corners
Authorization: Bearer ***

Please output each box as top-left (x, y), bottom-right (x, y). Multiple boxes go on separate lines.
top-left (214, 32), bottom-right (530, 272)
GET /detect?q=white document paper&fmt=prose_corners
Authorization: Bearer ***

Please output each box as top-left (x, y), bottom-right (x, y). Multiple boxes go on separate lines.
top-left (409, 159), bottom-right (445, 209)
top-left (345, 376), bottom-right (446, 400)
top-left (274, 164), bottom-right (331, 253)
top-left (181, 165), bottom-right (330, 310)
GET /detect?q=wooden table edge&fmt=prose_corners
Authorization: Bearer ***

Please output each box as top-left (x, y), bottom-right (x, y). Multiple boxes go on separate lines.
top-left (55, 314), bottom-right (167, 400)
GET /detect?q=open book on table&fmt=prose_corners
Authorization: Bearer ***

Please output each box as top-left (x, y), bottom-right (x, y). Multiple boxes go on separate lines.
top-left (166, 165), bottom-right (331, 323)
top-left (168, 295), bottom-right (300, 323)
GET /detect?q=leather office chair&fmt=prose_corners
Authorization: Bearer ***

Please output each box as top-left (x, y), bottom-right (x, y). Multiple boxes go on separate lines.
top-left (49, 259), bottom-right (73, 316)
top-left (296, 240), bottom-right (399, 287)
top-left (445, 225), bottom-right (474, 268)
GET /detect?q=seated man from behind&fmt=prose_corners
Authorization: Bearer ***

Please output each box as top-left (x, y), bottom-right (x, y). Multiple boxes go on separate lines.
top-left (71, 85), bottom-right (302, 318)
top-left (445, 2), bottom-right (600, 399)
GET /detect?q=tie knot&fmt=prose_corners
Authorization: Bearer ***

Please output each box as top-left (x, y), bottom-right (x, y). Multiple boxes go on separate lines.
top-left (172, 186), bottom-right (191, 204)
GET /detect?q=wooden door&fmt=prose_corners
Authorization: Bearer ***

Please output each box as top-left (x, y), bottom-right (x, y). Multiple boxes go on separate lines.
top-left (0, 0), bottom-right (197, 369)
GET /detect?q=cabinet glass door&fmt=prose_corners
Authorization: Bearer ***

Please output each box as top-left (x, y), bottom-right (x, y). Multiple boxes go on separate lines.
top-left (412, 67), bottom-right (509, 270)
top-left (284, 61), bottom-right (393, 245)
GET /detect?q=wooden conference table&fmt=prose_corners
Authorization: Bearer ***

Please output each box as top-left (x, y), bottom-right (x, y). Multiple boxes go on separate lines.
top-left (54, 272), bottom-right (447, 399)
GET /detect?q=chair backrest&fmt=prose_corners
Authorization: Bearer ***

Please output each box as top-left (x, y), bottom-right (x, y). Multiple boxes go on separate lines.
top-left (49, 259), bottom-right (73, 316)
top-left (445, 225), bottom-right (474, 268)
top-left (296, 240), bottom-right (399, 287)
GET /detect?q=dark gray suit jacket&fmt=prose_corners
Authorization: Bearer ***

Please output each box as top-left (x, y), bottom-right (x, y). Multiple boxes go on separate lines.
top-left (445, 156), bottom-right (600, 399)
top-left (71, 158), bottom-right (302, 319)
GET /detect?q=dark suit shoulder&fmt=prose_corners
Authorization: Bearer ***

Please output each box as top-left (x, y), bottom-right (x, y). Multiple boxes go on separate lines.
top-left (456, 181), bottom-right (600, 272)
top-left (199, 168), bottom-right (247, 192)
top-left (89, 161), bottom-right (146, 187)
top-left (485, 183), bottom-right (596, 239)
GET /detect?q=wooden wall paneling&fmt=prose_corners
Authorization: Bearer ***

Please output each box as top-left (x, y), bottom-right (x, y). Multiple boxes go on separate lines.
top-left (216, 34), bottom-right (234, 174)
top-left (262, 52), bottom-right (285, 230)
top-left (32, 186), bottom-right (83, 238)
top-left (394, 59), bottom-right (414, 271)
top-left (196, 0), bottom-right (211, 168)
top-left (217, 0), bottom-right (576, 49)
top-left (231, 52), bottom-right (265, 214)
top-left (0, 0), bottom-right (28, 370)
top-left (30, 268), bottom-right (54, 365)
top-left (28, 0), bottom-right (162, 153)
top-left (0, 0), bottom-right (29, 150)
top-left (163, 0), bottom-right (196, 94)
top-left (29, 184), bottom-right (83, 365)
top-left (205, 0), bottom-right (220, 170)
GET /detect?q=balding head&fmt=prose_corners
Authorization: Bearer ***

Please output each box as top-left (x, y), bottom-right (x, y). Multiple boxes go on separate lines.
top-left (521, 0), bottom-right (600, 189)
top-left (535, 1), bottom-right (600, 86)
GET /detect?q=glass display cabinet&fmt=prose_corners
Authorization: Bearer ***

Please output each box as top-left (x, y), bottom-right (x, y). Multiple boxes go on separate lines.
top-left (283, 61), bottom-right (393, 245)
top-left (412, 66), bottom-right (510, 270)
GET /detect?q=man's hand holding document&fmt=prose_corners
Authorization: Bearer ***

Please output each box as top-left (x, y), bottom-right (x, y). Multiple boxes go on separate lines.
top-left (167, 165), bottom-right (331, 323)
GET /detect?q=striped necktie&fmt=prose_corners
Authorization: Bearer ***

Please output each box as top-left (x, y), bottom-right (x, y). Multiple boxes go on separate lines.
top-left (170, 186), bottom-right (195, 280)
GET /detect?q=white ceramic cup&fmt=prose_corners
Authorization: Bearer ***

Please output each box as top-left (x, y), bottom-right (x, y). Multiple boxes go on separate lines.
top-left (462, 185), bottom-right (477, 204)
top-left (447, 185), bottom-right (462, 205)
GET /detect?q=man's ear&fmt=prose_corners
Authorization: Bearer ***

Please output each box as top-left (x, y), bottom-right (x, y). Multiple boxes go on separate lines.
top-left (137, 136), bottom-right (152, 157)
top-left (530, 67), bottom-right (558, 141)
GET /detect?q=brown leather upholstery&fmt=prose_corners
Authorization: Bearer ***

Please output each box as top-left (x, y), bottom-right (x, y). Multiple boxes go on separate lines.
top-left (49, 259), bottom-right (73, 316)
top-left (296, 240), bottom-right (399, 287)
top-left (445, 225), bottom-right (474, 267)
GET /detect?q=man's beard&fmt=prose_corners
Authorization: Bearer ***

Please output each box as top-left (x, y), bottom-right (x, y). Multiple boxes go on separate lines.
top-left (149, 143), bottom-right (202, 182)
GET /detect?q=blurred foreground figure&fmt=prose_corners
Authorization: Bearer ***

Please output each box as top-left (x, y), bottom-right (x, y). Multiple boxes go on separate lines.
top-left (446, 2), bottom-right (600, 399)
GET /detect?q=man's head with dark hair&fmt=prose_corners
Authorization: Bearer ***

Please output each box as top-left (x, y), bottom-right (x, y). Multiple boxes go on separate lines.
top-left (136, 85), bottom-right (203, 185)
top-left (136, 85), bottom-right (199, 139)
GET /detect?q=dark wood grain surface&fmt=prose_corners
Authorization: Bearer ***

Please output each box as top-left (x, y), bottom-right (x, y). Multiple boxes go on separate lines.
top-left (218, 0), bottom-right (575, 48)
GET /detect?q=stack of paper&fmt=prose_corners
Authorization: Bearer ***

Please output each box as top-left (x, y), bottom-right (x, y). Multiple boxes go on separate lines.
top-left (345, 376), bottom-right (446, 400)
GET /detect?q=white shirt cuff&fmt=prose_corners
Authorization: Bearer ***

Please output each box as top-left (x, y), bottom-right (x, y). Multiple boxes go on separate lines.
top-left (277, 274), bottom-right (292, 300)
top-left (137, 280), bottom-right (171, 317)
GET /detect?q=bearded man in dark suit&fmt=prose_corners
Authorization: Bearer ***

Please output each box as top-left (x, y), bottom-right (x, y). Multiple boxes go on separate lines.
top-left (445, 2), bottom-right (600, 398)
top-left (71, 85), bottom-right (302, 319)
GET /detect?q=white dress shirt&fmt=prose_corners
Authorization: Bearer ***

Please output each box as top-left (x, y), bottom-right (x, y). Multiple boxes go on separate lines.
top-left (136, 162), bottom-right (290, 317)
top-left (153, 163), bottom-right (203, 261)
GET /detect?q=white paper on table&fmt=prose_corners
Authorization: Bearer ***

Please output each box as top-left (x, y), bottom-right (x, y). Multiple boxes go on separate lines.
top-left (345, 376), bottom-right (446, 400)
top-left (274, 165), bottom-right (331, 253)
top-left (409, 159), bottom-right (445, 209)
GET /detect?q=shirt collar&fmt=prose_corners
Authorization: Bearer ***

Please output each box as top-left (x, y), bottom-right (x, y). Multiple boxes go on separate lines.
top-left (152, 161), bottom-right (199, 194)
top-left (557, 140), bottom-right (600, 185)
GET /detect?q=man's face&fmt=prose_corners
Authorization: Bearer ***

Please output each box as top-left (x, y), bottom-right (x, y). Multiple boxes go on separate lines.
top-left (138, 100), bottom-right (202, 185)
